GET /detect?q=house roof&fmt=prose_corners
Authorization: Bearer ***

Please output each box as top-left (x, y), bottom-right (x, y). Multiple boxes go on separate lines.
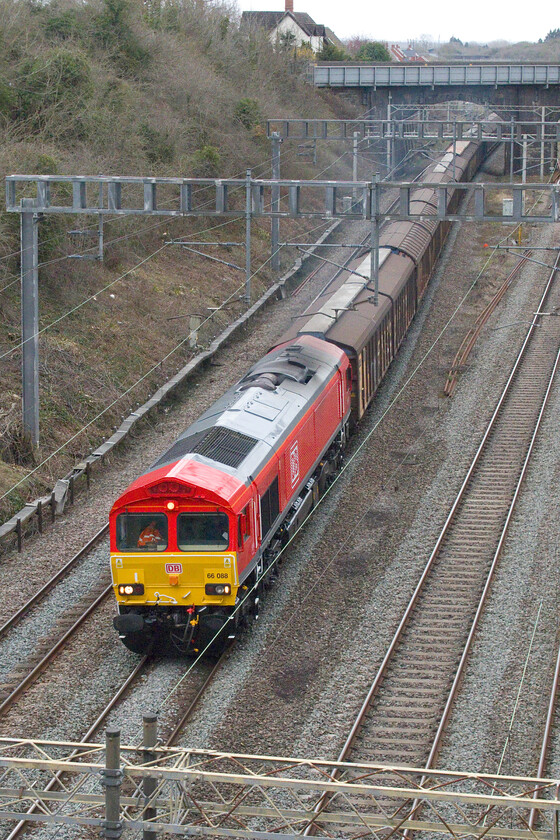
top-left (241, 10), bottom-right (328, 39)
top-left (324, 26), bottom-right (344, 49)
top-left (389, 42), bottom-right (428, 62)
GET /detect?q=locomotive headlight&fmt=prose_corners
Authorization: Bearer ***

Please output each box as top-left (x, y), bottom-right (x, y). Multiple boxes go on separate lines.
top-left (166, 501), bottom-right (176, 510)
top-left (118, 584), bottom-right (145, 596)
top-left (205, 583), bottom-right (231, 596)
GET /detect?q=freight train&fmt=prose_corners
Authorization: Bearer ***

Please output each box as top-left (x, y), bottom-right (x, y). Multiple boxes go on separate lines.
top-left (110, 135), bottom-right (492, 655)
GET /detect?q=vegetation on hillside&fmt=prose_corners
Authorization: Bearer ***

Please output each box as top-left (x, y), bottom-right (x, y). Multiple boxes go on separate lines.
top-left (0, 0), bottom-right (359, 522)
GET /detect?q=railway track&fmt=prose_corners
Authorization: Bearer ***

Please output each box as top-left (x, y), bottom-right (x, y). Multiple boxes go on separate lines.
top-left (0, 524), bottom-right (108, 641)
top-left (4, 648), bottom-right (228, 840)
top-left (305, 252), bottom-right (560, 833)
top-left (293, 160), bottom-right (431, 299)
top-left (526, 633), bottom-right (560, 830)
top-left (443, 250), bottom-right (531, 397)
top-left (0, 527), bottom-right (111, 716)
top-left (0, 184), bottom-right (408, 715)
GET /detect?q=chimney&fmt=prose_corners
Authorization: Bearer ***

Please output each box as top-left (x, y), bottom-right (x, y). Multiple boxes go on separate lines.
top-left (285, 0), bottom-right (293, 12)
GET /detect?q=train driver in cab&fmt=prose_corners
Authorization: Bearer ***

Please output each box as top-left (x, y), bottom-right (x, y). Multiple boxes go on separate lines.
top-left (137, 520), bottom-right (164, 548)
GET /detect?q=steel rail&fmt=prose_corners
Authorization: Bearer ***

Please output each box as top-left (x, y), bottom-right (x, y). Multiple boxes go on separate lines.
top-left (401, 337), bottom-right (560, 840)
top-left (0, 582), bottom-right (112, 717)
top-left (425, 246), bottom-right (560, 770)
top-left (294, 160), bottom-right (431, 300)
top-left (444, 251), bottom-right (531, 396)
top-left (3, 639), bottom-right (229, 840)
top-left (165, 649), bottom-right (230, 746)
top-left (3, 655), bottom-right (149, 840)
top-left (292, 182), bottom-right (401, 299)
top-left (428, 354), bottom-right (560, 770)
top-left (0, 523), bottom-right (108, 641)
top-left (303, 249), bottom-right (560, 836)
top-left (527, 641), bottom-right (560, 830)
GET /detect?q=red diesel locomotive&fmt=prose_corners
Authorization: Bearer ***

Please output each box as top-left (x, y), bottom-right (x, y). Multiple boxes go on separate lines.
top-left (111, 335), bottom-right (351, 654)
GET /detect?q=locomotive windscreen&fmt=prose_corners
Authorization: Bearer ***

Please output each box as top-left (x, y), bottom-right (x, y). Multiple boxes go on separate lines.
top-left (177, 513), bottom-right (229, 551)
top-left (116, 513), bottom-right (168, 551)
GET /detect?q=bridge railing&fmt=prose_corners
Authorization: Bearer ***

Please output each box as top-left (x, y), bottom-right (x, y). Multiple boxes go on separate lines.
top-left (312, 63), bottom-right (560, 87)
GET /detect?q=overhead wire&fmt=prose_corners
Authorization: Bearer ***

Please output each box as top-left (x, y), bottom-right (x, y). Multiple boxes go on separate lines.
top-left (0, 128), bottom-right (487, 507)
top-left (2, 121), bottom-right (528, 497)
top-left (0, 153), bottom-right (315, 349)
top-left (0, 140), bottom-right (312, 296)
top-left (151, 171), bottom-right (558, 707)
top-left (0, 210), bottom-right (334, 504)
top-left (0, 199), bottom-right (331, 359)
top-left (0, 99), bottom-right (390, 288)
top-left (0, 277), bottom-right (247, 502)
top-left (0, 138), bottom-right (341, 350)
top-left (0, 244), bottom-right (168, 363)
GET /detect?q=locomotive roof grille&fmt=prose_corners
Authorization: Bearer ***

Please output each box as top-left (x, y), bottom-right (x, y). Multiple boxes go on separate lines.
top-left (152, 426), bottom-right (257, 470)
top-left (152, 431), bottom-right (208, 470)
top-left (190, 425), bottom-right (257, 468)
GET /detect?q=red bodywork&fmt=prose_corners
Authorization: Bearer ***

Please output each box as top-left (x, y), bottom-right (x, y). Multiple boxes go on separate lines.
top-left (110, 336), bottom-right (350, 584)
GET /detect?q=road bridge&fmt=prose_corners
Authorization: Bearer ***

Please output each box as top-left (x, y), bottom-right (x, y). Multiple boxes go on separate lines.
top-left (311, 63), bottom-right (560, 115)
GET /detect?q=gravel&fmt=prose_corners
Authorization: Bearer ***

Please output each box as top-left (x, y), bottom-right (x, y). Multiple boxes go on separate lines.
top-left (173, 209), bottom-right (560, 771)
top-left (0, 538), bottom-right (109, 682)
top-left (2, 171), bottom-right (559, 802)
top-left (0, 217), bottom-right (375, 739)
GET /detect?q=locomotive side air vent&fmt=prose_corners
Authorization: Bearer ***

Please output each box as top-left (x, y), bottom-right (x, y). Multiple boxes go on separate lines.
top-left (191, 426), bottom-right (257, 468)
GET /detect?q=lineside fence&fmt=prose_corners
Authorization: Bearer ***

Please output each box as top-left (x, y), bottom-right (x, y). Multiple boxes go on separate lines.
top-left (0, 730), bottom-right (559, 840)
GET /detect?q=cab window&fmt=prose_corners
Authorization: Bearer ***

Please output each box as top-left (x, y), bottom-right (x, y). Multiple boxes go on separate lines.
top-left (116, 513), bottom-right (168, 551)
top-left (177, 513), bottom-right (229, 551)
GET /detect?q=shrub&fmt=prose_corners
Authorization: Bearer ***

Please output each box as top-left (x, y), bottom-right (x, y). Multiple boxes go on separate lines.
top-left (51, 48), bottom-right (94, 95)
top-left (234, 98), bottom-right (261, 130)
top-left (140, 123), bottom-right (175, 164)
top-left (36, 153), bottom-right (58, 174)
top-left (92, 0), bottom-right (150, 75)
top-left (219, 16), bottom-right (229, 40)
top-left (0, 77), bottom-right (14, 116)
top-left (16, 48), bottom-right (94, 121)
top-left (92, 0), bottom-right (129, 47)
top-left (44, 9), bottom-right (78, 39)
top-left (355, 41), bottom-right (391, 62)
top-left (316, 42), bottom-right (350, 61)
top-left (101, 78), bottom-right (132, 113)
top-left (296, 42), bottom-right (315, 61)
top-left (190, 145), bottom-right (221, 176)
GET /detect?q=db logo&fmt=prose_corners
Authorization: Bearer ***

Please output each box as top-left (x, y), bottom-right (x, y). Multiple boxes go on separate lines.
top-left (289, 440), bottom-right (300, 488)
top-left (165, 563), bottom-right (183, 575)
